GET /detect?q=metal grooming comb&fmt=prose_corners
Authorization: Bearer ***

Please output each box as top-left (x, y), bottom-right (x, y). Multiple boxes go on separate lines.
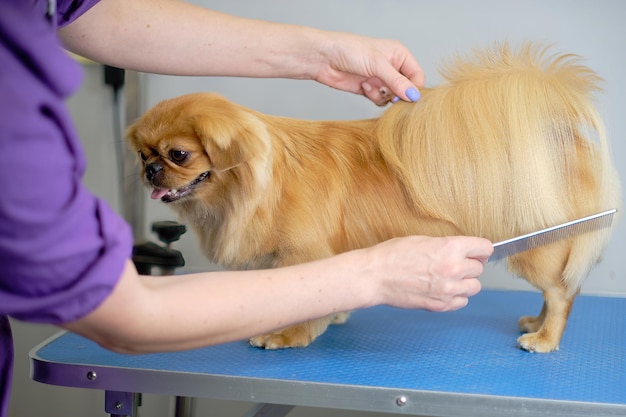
top-left (488, 208), bottom-right (617, 263)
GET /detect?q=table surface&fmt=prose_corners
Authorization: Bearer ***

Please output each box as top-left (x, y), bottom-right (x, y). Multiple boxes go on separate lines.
top-left (30, 289), bottom-right (626, 417)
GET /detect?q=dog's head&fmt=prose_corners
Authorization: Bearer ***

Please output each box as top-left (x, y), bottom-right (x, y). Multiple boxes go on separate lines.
top-left (126, 93), bottom-right (272, 207)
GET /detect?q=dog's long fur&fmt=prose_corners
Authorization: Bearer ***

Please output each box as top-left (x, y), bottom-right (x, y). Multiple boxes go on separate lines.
top-left (127, 43), bottom-right (621, 352)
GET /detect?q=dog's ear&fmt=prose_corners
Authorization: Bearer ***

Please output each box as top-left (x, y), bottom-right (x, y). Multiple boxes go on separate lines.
top-left (192, 110), bottom-right (269, 172)
top-left (125, 123), bottom-right (139, 153)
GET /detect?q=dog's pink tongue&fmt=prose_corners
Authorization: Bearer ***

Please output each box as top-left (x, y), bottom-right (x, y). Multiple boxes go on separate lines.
top-left (151, 188), bottom-right (168, 200)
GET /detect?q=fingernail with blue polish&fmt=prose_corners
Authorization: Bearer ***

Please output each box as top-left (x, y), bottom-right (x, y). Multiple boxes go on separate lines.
top-left (406, 87), bottom-right (421, 102)
top-left (391, 96), bottom-right (400, 103)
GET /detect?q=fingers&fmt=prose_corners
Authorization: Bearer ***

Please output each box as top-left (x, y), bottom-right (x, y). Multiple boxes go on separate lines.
top-left (437, 236), bottom-right (493, 270)
top-left (426, 237), bottom-right (491, 312)
top-left (365, 44), bottom-right (425, 104)
top-left (401, 236), bottom-right (491, 312)
top-left (364, 235), bottom-right (493, 314)
top-left (360, 76), bottom-right (421, 106)
top-left (396, 52), bottom-right (426, 90)
top-left (383, 63), bottom-right (424, 103)
top-left (361, 79), bottom-right (396, 106)
top-left (463, 236), bottom-right (494, 263)
top-left (425, 264), bottom-right (483, 313)
top-left (428, 280), bottom-right (481, 309)
top-left (314, 32), bottom-right (425, 106)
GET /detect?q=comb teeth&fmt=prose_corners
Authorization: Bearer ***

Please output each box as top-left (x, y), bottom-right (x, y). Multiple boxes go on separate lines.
top-left (489, 208), bottom-right (617, 262)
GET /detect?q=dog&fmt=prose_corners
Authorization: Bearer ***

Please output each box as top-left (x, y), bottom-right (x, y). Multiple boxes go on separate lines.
top-left (127, 42), bottom-right (621, 353)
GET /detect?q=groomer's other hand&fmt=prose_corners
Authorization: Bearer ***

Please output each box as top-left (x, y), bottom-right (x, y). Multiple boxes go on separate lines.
top-left (61, 0), bottom-right (424, 106)
top-left (313, 32), bottom-right (425, 106)
top-left (365, 236), bottom-right (492, 312)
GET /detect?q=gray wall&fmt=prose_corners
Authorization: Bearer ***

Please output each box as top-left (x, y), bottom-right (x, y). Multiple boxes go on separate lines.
top-left (9, 1), bottom-right (625, 416)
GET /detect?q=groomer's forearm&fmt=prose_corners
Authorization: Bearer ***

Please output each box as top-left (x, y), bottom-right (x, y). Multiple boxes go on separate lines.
top-left (63, 255), bottom-right (378, 354)
top-left (58, 0), bottom-right (326, 79)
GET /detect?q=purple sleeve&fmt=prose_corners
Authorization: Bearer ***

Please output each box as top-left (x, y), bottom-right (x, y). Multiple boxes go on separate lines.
top-left (0, 0), bottom-right (133, 325)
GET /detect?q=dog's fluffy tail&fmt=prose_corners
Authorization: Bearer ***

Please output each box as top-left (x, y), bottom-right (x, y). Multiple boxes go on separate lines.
top-left (376, 42), bottom-right (621, 293)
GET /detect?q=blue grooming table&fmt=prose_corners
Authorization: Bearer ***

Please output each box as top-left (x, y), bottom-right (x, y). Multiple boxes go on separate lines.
top-left (30, 289), bottom-right (626, 417)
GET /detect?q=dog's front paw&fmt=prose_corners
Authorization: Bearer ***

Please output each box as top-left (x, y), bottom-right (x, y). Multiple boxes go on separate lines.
top-left (249, 316), bottom-right (338, 349)
top-left (249, 323), bottom-right (315, 350)
top-left (250, 334), bottom-right (299, 350)
top-left (330, 312), bottom-right (350, 325)
top-left (517, 332), bottom-right (559, 353)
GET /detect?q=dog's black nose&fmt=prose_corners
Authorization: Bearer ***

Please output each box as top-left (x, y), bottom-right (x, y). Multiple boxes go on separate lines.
top-left (145, 163), bottom-right (163, 181)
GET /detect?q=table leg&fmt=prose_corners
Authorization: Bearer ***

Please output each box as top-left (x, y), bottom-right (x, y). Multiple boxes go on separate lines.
top-left (105, 391), bottom-right (141, 417)
top-left (244, 403), bottom-right (295, 417)
top-left (174, 396), bottom-right (196, 417)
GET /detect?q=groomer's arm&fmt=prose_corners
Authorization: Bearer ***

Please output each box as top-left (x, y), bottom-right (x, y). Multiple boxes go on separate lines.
top-left (62, 236), bottom-right (490, 354)
top-left (57, 0), bottom-right (424, 102)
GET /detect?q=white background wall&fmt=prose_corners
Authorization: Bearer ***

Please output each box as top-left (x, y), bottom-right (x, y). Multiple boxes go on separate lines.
top-left (9, 1), bottom-right (625, 416)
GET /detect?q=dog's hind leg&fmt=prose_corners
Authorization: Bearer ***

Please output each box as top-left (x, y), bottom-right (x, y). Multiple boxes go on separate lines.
top-left (508, 244), bottom-right (576, 353)
top-left (518, 302), bottom-right (547, 333)
top-left (517, 287), bottom-right (576, 353)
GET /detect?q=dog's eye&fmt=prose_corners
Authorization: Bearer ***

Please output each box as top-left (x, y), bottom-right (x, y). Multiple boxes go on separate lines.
top-left (138, 150), bottom-right (147, 162)
top-left (169, 150), bottom-right (189, 164)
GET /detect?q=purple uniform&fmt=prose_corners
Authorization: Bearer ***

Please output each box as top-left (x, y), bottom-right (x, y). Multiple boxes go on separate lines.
top-left (0, 1), bottom-right (133, 416)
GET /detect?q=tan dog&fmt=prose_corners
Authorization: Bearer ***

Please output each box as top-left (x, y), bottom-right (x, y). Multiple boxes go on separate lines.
top-left (127, 43), bottom-right (621, 353)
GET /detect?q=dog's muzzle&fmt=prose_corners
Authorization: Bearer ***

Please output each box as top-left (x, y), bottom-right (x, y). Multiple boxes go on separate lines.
top-left (145, 163), bottom-right (163, 182)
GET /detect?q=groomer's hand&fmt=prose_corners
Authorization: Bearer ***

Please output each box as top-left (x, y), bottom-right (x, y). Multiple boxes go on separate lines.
top-left (312, 32), bottom-right (425, 106)
top-left (364, 236), bottom-right (492, 312)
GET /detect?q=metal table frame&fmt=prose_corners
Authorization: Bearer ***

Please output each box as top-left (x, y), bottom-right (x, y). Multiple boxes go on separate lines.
top-left (30, 290), bottom-right (626, 417)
